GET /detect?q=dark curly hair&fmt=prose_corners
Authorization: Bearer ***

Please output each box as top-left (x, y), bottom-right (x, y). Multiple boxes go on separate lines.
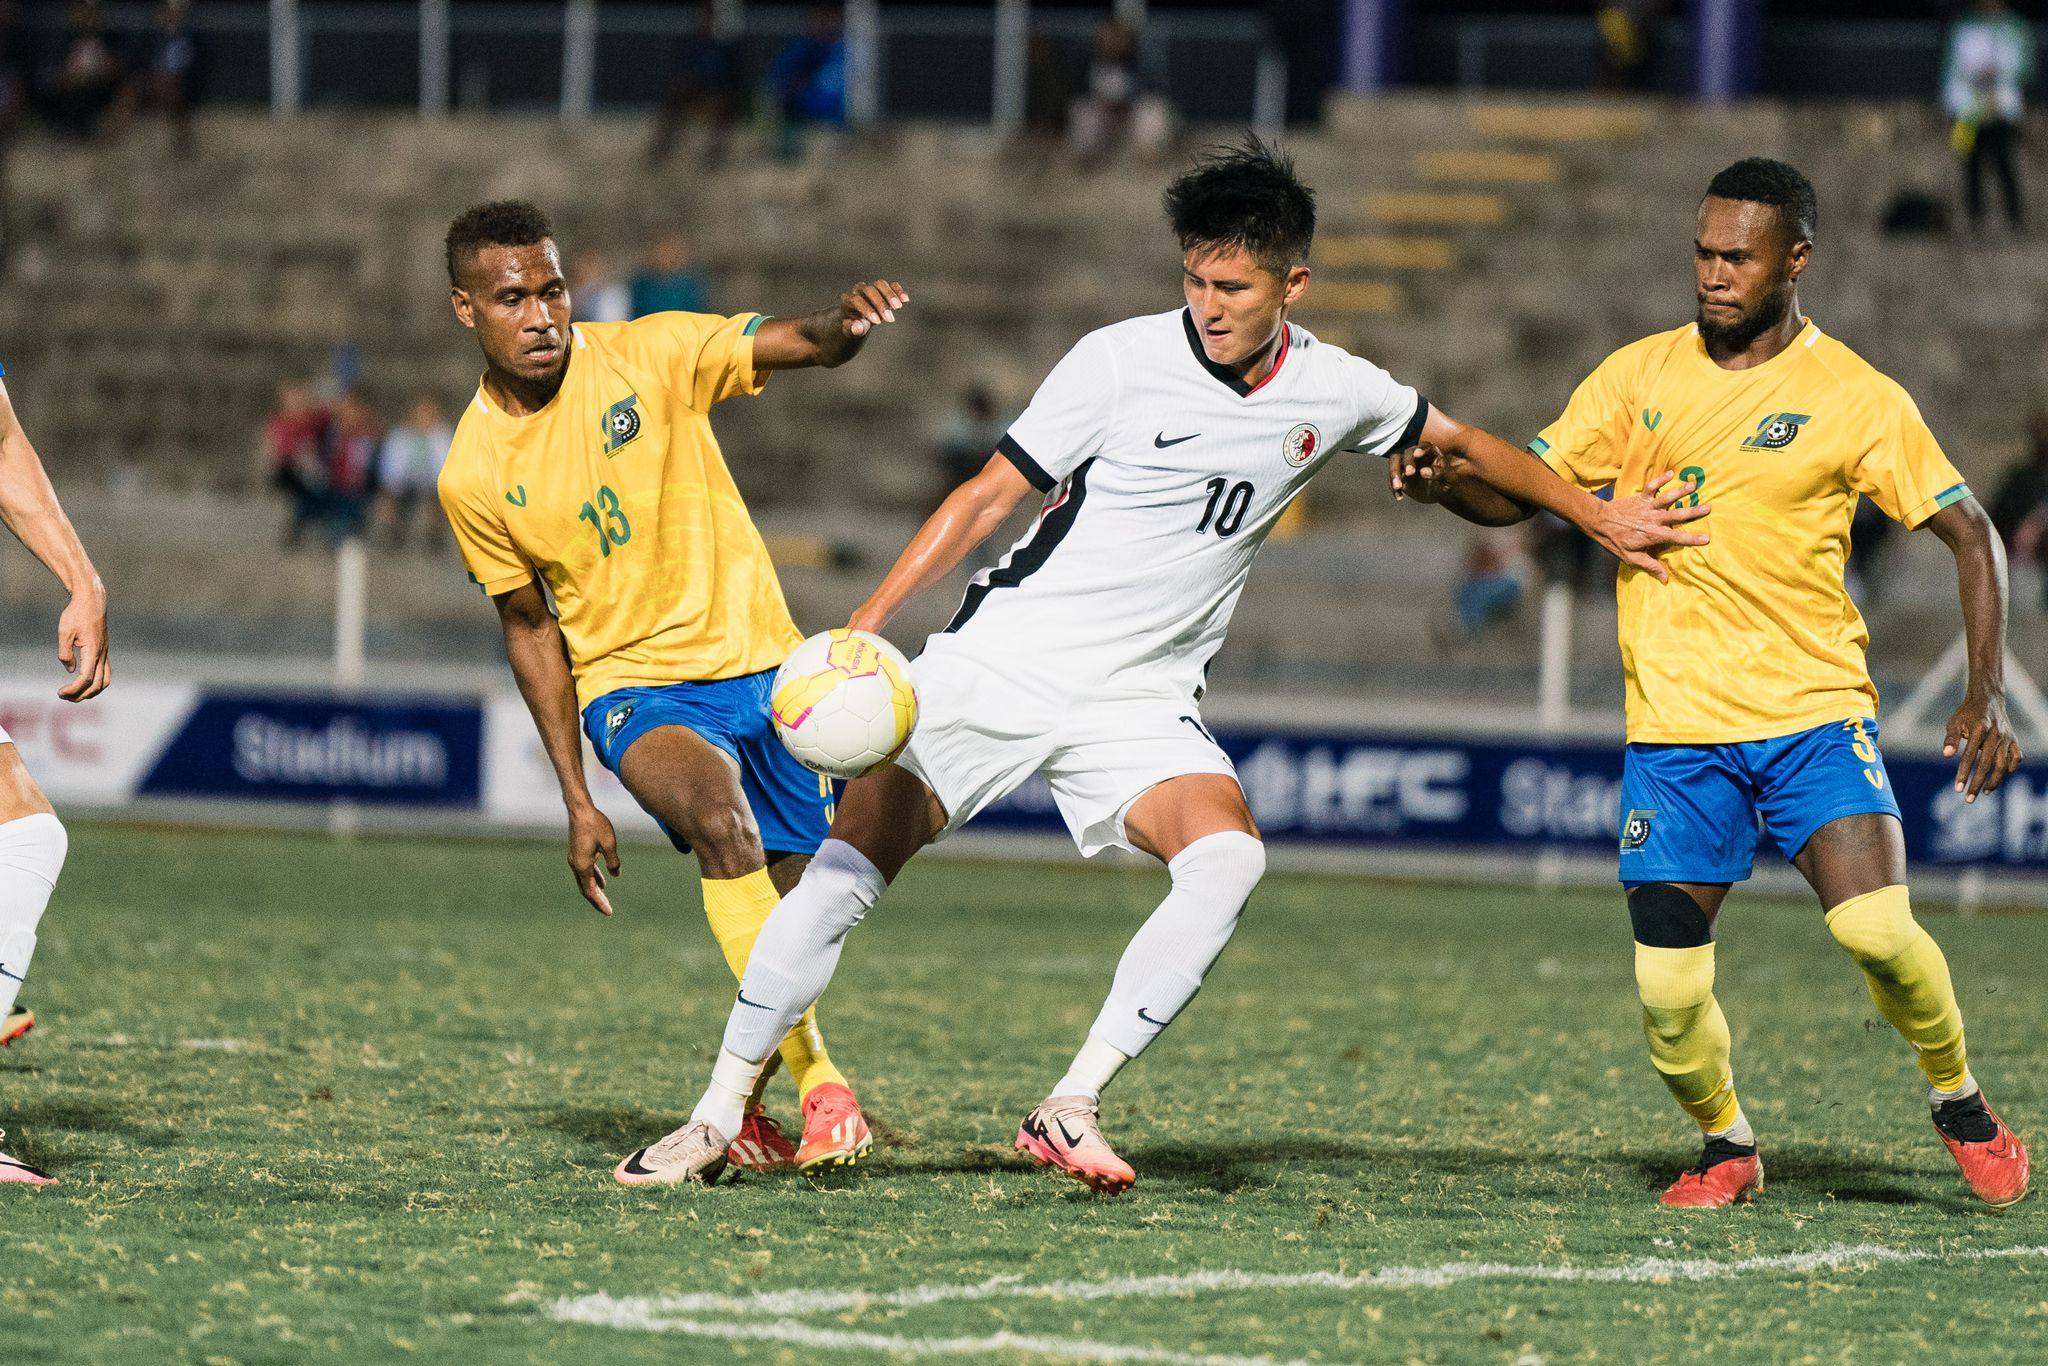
top-left (445, 200), bottom-right (555, 286)
top-left (1704, 158), bottom-right (1817, 245)
top-left (1163, 134), bottom-right (1316, 272)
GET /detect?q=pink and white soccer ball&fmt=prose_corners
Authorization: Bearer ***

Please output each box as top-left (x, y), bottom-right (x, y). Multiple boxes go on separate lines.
top-left (769, 629), bottom-right (919, 780)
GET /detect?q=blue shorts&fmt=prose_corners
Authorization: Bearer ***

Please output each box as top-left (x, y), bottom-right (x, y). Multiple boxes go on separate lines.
top-left (1618, 717), bottom-right (1902, 885)
top-left (581, 671), bottom-right (833, 857)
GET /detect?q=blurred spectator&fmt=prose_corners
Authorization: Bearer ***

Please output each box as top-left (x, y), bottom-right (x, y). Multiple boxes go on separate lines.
top-left (322, 392), bottom-right (382, 545)
top-left (1445, 528), bottom-right (1528, 645)
top-left (1068, 21), bottom-right (1172, 166)
top-left (1596, 2), bottom-right (1664, 91)
top-left (769, 7), bottom-right (847, 162)
top-left (571, 249), bottom-right (631, 324)
top-left (122, 0), bottom-right (197, 156)
top-left (1991, 411), bottom-right (2048, 609)
top-left (645, 7), bottom-right (745, 171)
top-left (376, 394), bottom-right (454, 552)
top-left (264, 379), bottom-right (328, 551)
top-left (629, 231), bottom-right (710, 317)
top-left (1944, 0), bottom-right (2032, 234)
top-left (41, 0), bottom-right (124, 139)
top-left (0, 2), bottom-right (34, 141)
top-left (933, 385), bottom-right (1007, 509)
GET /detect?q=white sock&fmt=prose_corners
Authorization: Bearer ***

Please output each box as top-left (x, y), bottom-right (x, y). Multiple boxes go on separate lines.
top-left (688, 839), bottom-right (884, 1134)
top-left (692, 1049), bottom-right (767, 1142)
top-left (1706, 1108), bottom-right (1756, 1149)
top-left (0, 813), bottom-right (66, 1019)
top-left (1051, 1035), bottom-right (1131, 1102)
top-left (1931, 1072), bottom-right (1981, 1107)
top-left (1077, 830), bottom-right (1264, 1077)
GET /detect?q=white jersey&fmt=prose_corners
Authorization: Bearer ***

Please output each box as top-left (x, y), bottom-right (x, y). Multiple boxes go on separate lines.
top-left (929, 308), bottom-right (1426, 701)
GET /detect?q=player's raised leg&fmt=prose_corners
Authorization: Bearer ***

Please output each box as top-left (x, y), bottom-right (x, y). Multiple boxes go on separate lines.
top-left (0, 745), bottom-right (69, 1186)
top-left (1018, 773), bottom-right (1264, 1195)
top-left (1795, 812), bottom-right (2028, 1208)
top-left (619, 763), bottom-right (944, 1185)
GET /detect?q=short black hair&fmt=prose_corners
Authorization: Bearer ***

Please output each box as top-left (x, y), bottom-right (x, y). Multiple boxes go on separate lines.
top-left (1163, 134), bottom-right (1316, 271)
top-left (445, 200), bottom-right (555, 286)
top-left (1704, 158), bottom-right (1817, 245)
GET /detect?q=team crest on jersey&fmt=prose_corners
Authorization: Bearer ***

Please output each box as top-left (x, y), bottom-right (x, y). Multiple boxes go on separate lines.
top-left (601, 394), bottom-right (643, 455)
top-left (1282, 422), bottom-right (1321, 468)
top-left (1621, 808), bottom-right (1658, 852)
top-left (1741, 412), bottom-right (1810, 450)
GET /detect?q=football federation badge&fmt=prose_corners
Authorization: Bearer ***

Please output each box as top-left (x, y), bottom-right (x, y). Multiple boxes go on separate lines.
top-left (1282, 422), bottom-right (1321, 468)
top-left (601, 394), bottom-right (643, 455)
top-left (1621, 808), bottom-right (1658, 852)
top-left (1741, 412), bottom-right (1810, 450)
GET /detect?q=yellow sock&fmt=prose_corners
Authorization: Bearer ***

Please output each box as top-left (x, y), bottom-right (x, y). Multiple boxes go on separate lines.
top-left (1635, 942), bottom-right (1741, 1133)
top-left (1825, 885), bottom-right (1968, 1092)
top-left (701, 870), bottom-right (848, 1098)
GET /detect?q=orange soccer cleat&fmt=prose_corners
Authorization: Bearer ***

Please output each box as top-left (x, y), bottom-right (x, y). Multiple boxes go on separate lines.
top-left (2, 1005), bottom-right (33, 1048)
top-left (726, 1111), bottom-right (798, 1172)
top-left (1660, 1137), bottom-right (1763, 1208)
top-left (795, 1083), bottom-right (872, 1173)
top-left (1934, 1092), bottom-right (2030, 1210)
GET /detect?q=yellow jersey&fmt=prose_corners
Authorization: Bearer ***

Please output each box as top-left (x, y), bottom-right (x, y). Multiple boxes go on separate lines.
top-left (1533, 319), bottom-right (1969, 744)
top-left (439, 312), bottom-right (802, 710)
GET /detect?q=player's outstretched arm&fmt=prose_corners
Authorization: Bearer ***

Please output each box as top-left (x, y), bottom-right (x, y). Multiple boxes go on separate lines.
top-left (0, 382), bottom-right (107, 701)
top-left (1410, 406), bottom-right (1709, 584)
top-left (493, 582), bottom-right (620, 915)
top-left (847, 454), bottom-right (1034, 633)
top-left (1387, 440), bottom-right (1531, 526)
top-left (1925, 495), bottom-right (2024, 801)
top-left (752, 279), bottom-right (910, 370)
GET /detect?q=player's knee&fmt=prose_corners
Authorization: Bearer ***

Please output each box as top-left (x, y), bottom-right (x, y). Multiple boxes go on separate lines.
top-left (0, 810), bottom-right (66, 888)
top-left (1169, 830), bottom-right (1265, 907)
top-left (1627, 882), bottom-right (1712, 949)
top-left (1824, 884), bottom-right (1918, 964)
top-left (686, 802), bottom-right (760, 877)
top-left (800, 838), bottom-right (887, 937)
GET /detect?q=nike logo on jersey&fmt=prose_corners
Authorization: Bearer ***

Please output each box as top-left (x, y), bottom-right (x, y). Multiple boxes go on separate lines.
top-left (736, 990), bottom-right (773, 1010)
top-left (1154, 432), bottom-right (1200, 448)
top-left (1136, 1007), bottom-right (1169, 1027)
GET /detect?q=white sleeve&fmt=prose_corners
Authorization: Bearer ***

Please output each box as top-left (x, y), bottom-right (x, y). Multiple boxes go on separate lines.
top-left (1334, 352), bottom-right (1428, 458)
top-left (999, 332), bottom-right (1119, 491)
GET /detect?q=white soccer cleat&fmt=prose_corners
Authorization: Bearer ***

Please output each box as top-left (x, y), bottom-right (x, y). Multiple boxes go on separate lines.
top-left (1016, 1095), bottom-right (1136, 1195)
top-left (0, 1127), bottom-right (55, 1186)
top-left (614, 1120), bottom-right (731, 1186)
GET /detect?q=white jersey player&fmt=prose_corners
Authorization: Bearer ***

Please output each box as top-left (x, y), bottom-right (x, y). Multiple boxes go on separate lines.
top-left (617, 136), bottom-right (1707, 1191)
top-left (0, 365), bottom-right (111, 1186)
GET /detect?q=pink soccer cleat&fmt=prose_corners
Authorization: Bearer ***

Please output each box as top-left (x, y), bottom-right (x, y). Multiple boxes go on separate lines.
top-left (726, 1111), bottom-right (798, 1172)
top-left (795, 1083), bottom-right (873, 1173)
top-left (0, 1129), bottom-right (55, 1186)
top-left (1016, 1095), bottom-right (1136, 1195)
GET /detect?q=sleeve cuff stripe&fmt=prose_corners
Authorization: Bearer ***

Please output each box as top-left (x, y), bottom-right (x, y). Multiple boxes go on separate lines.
top-left (1385, 395), bottom-right (1429, 457)
top-left (742, 314), bottom-right (769, 336)
top-left (999, 434), bottom-right (1055, 491)
top-left (1527, 436), bottom-right (1551, 456)
top-left (1933, 482), bottom-right (1971, 510)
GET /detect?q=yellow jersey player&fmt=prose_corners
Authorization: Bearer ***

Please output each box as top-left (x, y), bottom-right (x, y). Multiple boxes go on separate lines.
top-left (436, 201), bottom-right (910, 1180)
top-left (1394, 159), bottom-right (2028, 1210)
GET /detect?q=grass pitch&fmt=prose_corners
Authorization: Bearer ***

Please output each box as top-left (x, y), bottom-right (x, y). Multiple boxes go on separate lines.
top-left (5, 824), bottom-right (2046, 1363)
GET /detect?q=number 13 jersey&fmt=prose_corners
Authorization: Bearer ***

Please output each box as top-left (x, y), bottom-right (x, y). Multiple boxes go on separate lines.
top-left (932, 307), bottom-right (1427, 700)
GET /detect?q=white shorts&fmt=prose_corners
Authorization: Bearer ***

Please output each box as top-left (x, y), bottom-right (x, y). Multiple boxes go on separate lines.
top-left (895, 645), bottom-right (1238, 857)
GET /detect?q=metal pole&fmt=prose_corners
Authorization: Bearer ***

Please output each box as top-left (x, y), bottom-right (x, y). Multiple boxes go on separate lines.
top-left (992, 0), bottom-right (1028, 136)
top-left (844, 0), bottom-right (882, 127)
top-left (1113, 0), bottom-right (1146, 29)
top-left (1456, 22), bottom-right (1485, 90)
top-left (420, 0), bottom-right (450, 117)
top-left (562, 0), bottom-right (598, 120)
top-left (269, 0), bottom-right (301, 115)
top-left (1536, 582), bottom-right (1573, 733)
top-left (711, 0), bottom-right (745, 43)
top-left (1252, 46), bottom-right (1287, 134)
top-left (335, 538), bottom-right (367, 691)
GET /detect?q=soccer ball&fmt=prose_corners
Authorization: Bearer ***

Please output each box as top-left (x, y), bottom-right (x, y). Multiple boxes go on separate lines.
top-left (770, 629), bottom-right (919, 780)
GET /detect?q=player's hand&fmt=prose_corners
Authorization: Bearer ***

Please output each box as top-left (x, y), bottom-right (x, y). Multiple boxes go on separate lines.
top-left (568, 803), bottom-right (621, 915)
top-left (1944, 691), bottom-right (2024, 802)
top-left (1387, 442), bottom-right (1452, 504)
top-left (838, 280), bottom-right (910, 338)
top-left (1594, 471), bottom-right (1711, 584)
top-left (56, 585), bottom-right (109, 702)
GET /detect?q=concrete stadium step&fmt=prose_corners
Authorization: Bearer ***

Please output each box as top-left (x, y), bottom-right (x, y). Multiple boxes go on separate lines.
top-left (1316, 234), bottom-right (1459, 271)
top-left (1413, 149), bottom-right (1561, 185)
top-left (1362, 191), bottom-right (1510, 226)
